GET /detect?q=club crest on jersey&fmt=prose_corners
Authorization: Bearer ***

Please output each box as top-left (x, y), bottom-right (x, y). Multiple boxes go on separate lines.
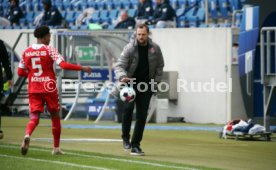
top-left (150, 47), bottom-right (155, 54)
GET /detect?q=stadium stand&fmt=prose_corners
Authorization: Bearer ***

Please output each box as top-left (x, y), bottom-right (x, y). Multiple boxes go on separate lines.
top-left (0, 0), bottom-right (245, 29)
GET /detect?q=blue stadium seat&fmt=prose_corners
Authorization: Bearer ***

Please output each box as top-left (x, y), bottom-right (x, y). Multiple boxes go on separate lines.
top-left (74, 11), bottom-right (82, 20)
top-left (96, 1), bottom-right (106, 10)
top-left (26, 11), bottom-right (34, 23)
top-left (63, 2), bottom-right (73, 11)
top-left (20, 4), bottom-right (26, 11)
top-left (2, 1), bottom-right (9, 9)
top-left (121, 0), bottom-right (132, 10)
top-left (175, 8), bottom-right (186, 21)
top-left (170, 0), bottom-right (178, 9)
top-left (177, 7), bottom-right (197, 27)
top-left (209, 0), bottom-right (219, 19)
top-left (54, 3), bottom-right (64, 12)
top-left (61, 11), bottom-right (66, 19)
top-left (33, 3), bottom-right (42, 12)
top-left (21, 25), bottom-right (29, 29)
top-left (107, 24), bottom-right (115, 30)
top-left (25, 3), bottom-right (34, 12)
top-left (65, 11), bottom-right (75, 23)
top-left (5, 25), bottom-right (13, 29)
top-left (198, 0), bottom-right (205, 8)
top-left (80, 25), bottom-right (88, 30)
top-left (70, 25), bottom-right (79, 30)
top-left (79, 0), bottom-right (88, 10)
top-left (188, 0), bottom-right (199, 7)
top-left (219, 0), bottom-right (230, 18)
top-left (19, 17), bottom-right (26, 26)
top-left (130, 0), bottom-right (138, 9)
top-left (13, 25), bottom-right (21, 29)
top-left (196, 7), bottom-right (205, 23)
top-left (186, 7), bottom-right (205, 27)
top-left (90, 10), bottom-right (100, 23)
top-left (233, 12), bottom-right (242, 27)
top-left (100, 10), bottom-right (109, 23)
top-left (229, 0), bottom-right (242, 12)
top-left (113, 1), bottom-right (122, 9)
top-left (105, 1), bottom-right (114, 10)
top-left (0, 4), bottom-right (4, 16)
top-left (127, 9), bottom-right (136, 18)
top-left (72, 3), bottom-right (82, 11)
top-left (109, 9), bottom-right (119, 21)
top-left (87, 0), bottom-right (96, 9)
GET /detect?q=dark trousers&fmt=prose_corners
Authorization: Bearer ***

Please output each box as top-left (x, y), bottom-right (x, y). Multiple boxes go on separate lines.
top-left (121, 90), bottom-right (152, 148)
top-left (0, 81), bottom-right (3, 129)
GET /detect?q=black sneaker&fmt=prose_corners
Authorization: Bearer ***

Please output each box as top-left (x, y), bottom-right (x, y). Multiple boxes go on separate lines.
top-left (123, 140), bottom-right (131, 151)
top-left (130, 146), bottom-right (145, 156)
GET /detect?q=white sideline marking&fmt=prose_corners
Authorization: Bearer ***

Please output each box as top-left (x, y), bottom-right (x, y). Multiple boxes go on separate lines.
top-left (0, 154), bottom-right (113, 170)
top-left (188, 143), bottom-right (249, 147)
top-left (32, 138), bottom-right (122, 142)
top-left (0, 144), bottom-right (199, 170)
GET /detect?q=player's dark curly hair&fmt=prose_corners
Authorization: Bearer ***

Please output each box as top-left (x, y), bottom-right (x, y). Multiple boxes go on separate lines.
top-left (34, 26), bottom-right (50, 38)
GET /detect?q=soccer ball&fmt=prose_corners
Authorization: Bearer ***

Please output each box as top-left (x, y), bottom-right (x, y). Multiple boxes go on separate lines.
top-left (120, 87), bottom-right (136, 103)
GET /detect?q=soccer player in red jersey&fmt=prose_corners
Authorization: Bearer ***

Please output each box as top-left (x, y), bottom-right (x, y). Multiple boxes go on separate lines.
top-left (18, 26), bottom-right (92, 155)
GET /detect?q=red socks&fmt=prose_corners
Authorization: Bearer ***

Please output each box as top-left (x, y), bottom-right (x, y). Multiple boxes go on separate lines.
top-left (51, 116), bottom-right (61, 148)
top-left (25, 115), bottom-right (40, 136)
top-left (25, 113), bottom-right (61, 148)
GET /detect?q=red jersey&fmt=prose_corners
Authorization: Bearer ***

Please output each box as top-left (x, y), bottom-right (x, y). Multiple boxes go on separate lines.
top-left (19, 44), bottom-right (64, 93)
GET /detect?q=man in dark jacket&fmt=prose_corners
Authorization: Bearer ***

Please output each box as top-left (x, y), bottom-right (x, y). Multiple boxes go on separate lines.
top-left (114, 24), bottom-right (164, 156)
top-left (0, 39), bottom-right (13, 139)
top-left (135, 0), bottom-right (154, 25)
top-left (39, 0), bottom-right (63, 27)
top-left (0, 0), bottom-right (23, 26)
top-left (148, 0), bottom-right (176, 28)
top-left (6, 0), bottom-right (23, 25)
top-left (115, 11), bottom-right (136, 29)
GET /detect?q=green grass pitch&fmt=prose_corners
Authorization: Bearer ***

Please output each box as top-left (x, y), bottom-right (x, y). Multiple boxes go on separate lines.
top-left (0, 117), bottom-right (275, 170)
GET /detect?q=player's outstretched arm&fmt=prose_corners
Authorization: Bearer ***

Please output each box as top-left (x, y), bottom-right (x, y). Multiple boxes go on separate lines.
top-left (59, 61), bottom-right (92, 75)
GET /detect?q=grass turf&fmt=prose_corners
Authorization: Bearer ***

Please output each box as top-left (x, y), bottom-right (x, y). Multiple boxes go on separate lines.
top-left (0, 116), bottom-right (276, 170)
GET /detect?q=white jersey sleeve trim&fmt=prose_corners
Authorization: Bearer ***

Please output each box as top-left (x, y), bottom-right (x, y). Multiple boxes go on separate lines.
top-left (47, 45), bottom-right (65, 64)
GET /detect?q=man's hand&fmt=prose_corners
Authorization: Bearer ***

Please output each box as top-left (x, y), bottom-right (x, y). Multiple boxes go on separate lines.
top-left (120, 76), bottom-right (131, 83)
top-left (81, 66), bottom-right (92, 75)
top-left (8, 80), bottom-right (12, 88)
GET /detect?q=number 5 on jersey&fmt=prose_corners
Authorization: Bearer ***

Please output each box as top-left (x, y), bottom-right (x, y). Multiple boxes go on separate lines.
top-left (31, 58), bottom-right (43, 76)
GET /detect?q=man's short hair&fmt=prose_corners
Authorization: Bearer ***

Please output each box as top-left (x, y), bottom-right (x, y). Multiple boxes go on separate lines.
top-left (10, 0), bottom-right (19, 5)
top-left (42, 0), bottom-right (52, 5)
top-left (136, 23), bottom-right (149, 33)
top-left (34, 26), bottom-right (50, 38)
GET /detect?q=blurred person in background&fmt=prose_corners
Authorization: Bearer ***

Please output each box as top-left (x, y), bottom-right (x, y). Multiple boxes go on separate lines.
top-left (115, 10), bottom-right (136, 29)
top-left (0, 0), bottom-right (23, 26)
top-left (147, 0), bottom-right (176, 28)
top-left (135, 0), bottom-right (154, 25)
top-left (0, 39), bottom-right (13, 139)
top-left (38, 0), bottom-right (63, 27)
